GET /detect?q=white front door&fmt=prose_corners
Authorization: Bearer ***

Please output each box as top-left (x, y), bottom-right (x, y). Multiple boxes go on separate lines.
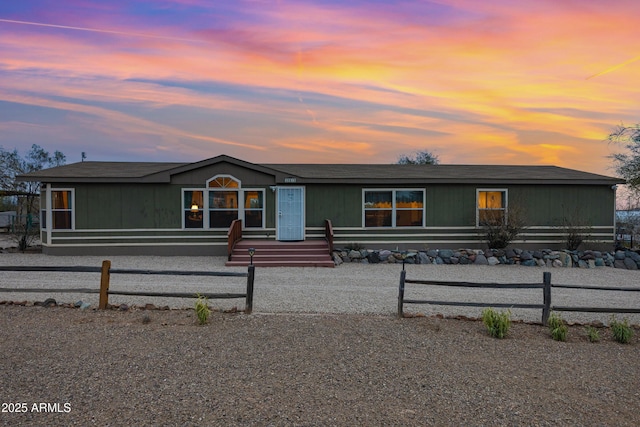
top-left (277, 186), bottom-right (305, 241)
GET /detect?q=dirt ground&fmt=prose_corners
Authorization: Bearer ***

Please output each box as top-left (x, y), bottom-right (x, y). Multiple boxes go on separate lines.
top-left (1, 305), bottom-right (638, 426)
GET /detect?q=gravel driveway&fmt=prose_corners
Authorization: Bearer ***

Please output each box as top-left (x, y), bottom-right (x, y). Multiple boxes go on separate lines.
top-left (1, 253), bottom-right (639, 325)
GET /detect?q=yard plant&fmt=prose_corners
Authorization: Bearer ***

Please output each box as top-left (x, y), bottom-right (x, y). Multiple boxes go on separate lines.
top-left (194, 294), bottom-right (211, 325)
top-left (610, 316), bottom-right (633, 344)
top-left (481, 308), bottom-right (511, 339)
top-left (585, 326), bottom-right (600, 343)
top-left (548, 312), bottom-right (568, 342)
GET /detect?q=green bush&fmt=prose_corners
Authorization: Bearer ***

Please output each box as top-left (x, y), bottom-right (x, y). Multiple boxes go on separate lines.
top-left (482, 308), bottom-right (511, 339)
top-left (610, 316), bottom-right (633, 344)
top-left (548, 312), bottom-right (568, 342)
top-left (585, 326), bottom-right (600, 343)
top-left (194, 294), bottom-right (211, 325)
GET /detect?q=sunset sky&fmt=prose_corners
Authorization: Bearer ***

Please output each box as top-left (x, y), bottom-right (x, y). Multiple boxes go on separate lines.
top-left (0, 0), bottom-right (638, 175)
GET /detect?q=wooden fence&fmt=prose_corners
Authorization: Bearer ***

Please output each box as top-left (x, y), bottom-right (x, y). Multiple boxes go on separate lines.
top-left (0, 261), bottom-right (255, 313)
top-left (398, 270), bottom-right (640, 324)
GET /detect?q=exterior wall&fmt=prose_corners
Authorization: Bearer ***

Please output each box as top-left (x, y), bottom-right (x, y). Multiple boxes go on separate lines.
top-left (306, 183), bottom-right (617, 251)
top-left (39, 173), bottom-right (618, 255)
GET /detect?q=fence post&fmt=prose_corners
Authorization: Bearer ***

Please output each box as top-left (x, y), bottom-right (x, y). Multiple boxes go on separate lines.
top-left (398, 270), bottom-right (406, 317)
top-left (542, 271), bottom-right (551, 325)
top-left (99, 260), bottom-right (111, 310)
top-left (245, 264), bottom-right (255, 314)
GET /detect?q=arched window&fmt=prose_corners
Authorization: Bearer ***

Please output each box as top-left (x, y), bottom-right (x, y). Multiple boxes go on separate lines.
top-left (207, 175), bottom-right (240, 188)
top-left (182, 175), bottom-right (264, 229)
top-left (207, 175), bottom-right (240, 228)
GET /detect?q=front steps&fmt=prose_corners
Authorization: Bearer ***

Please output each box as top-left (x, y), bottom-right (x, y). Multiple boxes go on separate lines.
top-left (226, 240), bottom-right (335, 267)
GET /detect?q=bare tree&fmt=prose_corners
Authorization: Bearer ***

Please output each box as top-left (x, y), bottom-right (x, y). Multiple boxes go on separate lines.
top-left (0, 144), bottom-right (66, 251)
top-left (397, 149), bottom-right (440, 165)
top-left (609, 123), bottom-right (640, 193)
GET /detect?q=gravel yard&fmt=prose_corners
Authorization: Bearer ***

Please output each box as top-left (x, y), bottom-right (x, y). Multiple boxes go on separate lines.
top-left (1, 253), bottom-right (639, 324)
top-left (1, 253), bottom-right (639, 426)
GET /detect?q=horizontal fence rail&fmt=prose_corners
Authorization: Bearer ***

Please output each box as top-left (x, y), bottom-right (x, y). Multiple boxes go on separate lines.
top-left (398, 270), bottom-right (640, 324)
top-left (0, 261), bottom-right (255, 313)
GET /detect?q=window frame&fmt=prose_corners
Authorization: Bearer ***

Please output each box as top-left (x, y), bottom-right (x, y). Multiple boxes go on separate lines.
top-left (181, 177), bottom-right (266, 230)
top-left (42, 188), bottom-right (75, 230)
top-left (362, 188), bottom-right (426, 228)
top-left (476, 188), bottom-right (508, 227)
top-left (242, 188), bottom-right (266, 229)
top-left (182, 188), bottom-right (205, 229)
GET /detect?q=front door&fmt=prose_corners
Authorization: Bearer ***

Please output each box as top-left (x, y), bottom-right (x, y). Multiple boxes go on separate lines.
top-left (277, 186), bottom-right (305, 241)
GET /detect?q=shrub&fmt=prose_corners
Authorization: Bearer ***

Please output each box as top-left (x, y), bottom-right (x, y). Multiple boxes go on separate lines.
top-left (194, 294), bottom-right (211, 325)
top-left (481, 203), bottom-right (527, 249)
top-left (482, 308), bottom-right (511, 339)
top-left (610, 316), bottom-right (633, 344)
top-left (548, 312), bottom-right (568, 342)
top-left (585, 326), bottom-right (600, 343)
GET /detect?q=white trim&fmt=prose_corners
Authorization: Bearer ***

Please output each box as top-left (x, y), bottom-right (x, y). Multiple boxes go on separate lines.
top-left (42, 242), bottom-right (228, 248)
top-left (206, 174), bottom-right (241, 188)
top-left (45, 184), bottom-right (52, 245)
top-left (476, 188), bottom-right (508, 227)
top-left (43, 187), bottom-right (75, 231)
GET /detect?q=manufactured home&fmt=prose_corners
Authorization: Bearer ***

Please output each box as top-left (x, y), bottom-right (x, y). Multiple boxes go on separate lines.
top-left (18, 154), bottom-right (623, 257)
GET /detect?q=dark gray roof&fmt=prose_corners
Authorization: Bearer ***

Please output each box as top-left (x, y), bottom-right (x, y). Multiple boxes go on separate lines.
top-left (17, 161), bottom-right (186, 182)
top-left (16, 155), bottom-right (623, 185)
top-left (264, 164), bottom-right (623, 185)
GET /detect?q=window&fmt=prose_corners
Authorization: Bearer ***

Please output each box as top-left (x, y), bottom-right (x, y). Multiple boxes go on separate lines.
top-left (208, 175), bottom-right (240, 229)
top-left (182, 175), bottom-right (265, 230)
top-left (364, 189), bottom-right (424, 227)
top-left (42, 189), bottom-right (73, 230)
top-left (477, 189), bottom-right (507, 226)
top-left (244, 190), bottom-right (264, 228)
top-left (209, 191), bottom-right (238, 228)
top-left (183, 190), bottom-right (204, 228)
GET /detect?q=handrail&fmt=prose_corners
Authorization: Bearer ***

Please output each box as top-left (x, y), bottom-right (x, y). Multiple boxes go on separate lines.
top-left (324, 219), bottom-right (334, 254)
top-left (227, 219), bottom-right (243, 260)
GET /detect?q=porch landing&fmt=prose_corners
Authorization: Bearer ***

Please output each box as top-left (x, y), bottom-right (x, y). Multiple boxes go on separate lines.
top-left (226, 239), bottom-right (335, 267)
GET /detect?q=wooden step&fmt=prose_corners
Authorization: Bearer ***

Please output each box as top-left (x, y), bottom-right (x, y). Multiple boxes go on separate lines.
top-left (226, 239), bottom-right (335, 267)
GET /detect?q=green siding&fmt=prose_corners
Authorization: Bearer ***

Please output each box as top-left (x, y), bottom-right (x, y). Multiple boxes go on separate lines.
top-left (75, 184), bottom-right (181, 229)
top-left (305, 185), bottom-right (362, 227)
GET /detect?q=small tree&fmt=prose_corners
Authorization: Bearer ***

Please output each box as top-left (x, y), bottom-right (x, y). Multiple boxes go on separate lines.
top-left (397, 149), bottom-right (440, 165)
top-left (0, 144), bottom-right (66, 251)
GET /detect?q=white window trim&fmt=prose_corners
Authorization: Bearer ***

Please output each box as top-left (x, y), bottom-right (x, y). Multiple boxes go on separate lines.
top-left (206, 174), bottom-right (241, 188)
top-left (181, 184), bottom-right (265, 230)
top-left (362, 188), bottom-right (426, 228)
top-left (476, 188), bottom-right (508, 227)
top-left (43, 188), bottom-right (75, 230)
top-left (242, 188), bottom-right (266, 229)
top-left (182, 188), bottom-right (207, 230)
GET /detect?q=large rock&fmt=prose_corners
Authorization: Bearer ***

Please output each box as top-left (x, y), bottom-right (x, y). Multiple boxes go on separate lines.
top-left (623, 257), bottom-right (638, 270)
top-left (332, 252), bottom-right (343, 265)
top-left (418, 252), bottom-right (430, 264)
top-left (439, 249), bottom-right (454, 259)
top-left (348, 249), bottom-right (362, 260)
top-left (366, 251), bottom-right (381, 264)
top-left (474, 254), bottom-right (488, 265)
top-left (520, 251), bottom-right (533, 261)
top-left (487, 256), bottom-right (500, 266)
top-left (378, 250), bottom-right (392, 261)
